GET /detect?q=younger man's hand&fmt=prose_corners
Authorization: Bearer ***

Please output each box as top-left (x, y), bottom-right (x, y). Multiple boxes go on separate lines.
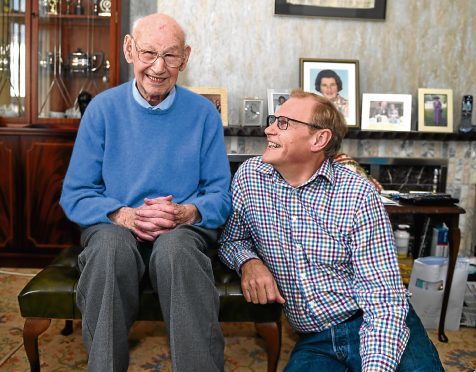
top-left (240, 259), bottom-right (285, 305)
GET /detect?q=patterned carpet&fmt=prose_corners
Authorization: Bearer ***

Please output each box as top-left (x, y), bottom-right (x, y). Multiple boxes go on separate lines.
top-left (1, 268), bottom-right (475, 371)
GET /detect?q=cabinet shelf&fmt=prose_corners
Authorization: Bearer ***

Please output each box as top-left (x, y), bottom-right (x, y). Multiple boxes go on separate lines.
top-left (38, 15), bottom-right (111, 26)
top-left (0, 11), bottom-right (26, 19)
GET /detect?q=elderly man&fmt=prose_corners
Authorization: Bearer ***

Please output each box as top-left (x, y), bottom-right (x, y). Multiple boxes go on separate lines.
top-left (219, 89), bottom-right (443, 371)
top-left (60, 13), bottom-right (231, 372)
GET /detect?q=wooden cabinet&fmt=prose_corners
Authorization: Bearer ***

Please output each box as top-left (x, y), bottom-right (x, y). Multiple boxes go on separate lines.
top-left (0, 135), bottom-right (19, 250)
top-left (0, 128), bottom-right (80, 266)
top-left (0, 1), bottom-right (122, 266)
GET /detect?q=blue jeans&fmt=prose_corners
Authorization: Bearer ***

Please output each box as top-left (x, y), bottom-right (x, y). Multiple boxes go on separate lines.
top-left (284, 306), bottom-right (444, 371)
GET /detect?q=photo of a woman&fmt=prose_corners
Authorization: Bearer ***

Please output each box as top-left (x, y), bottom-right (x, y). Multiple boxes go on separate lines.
top-left (314, 69), bottom-right (349, 117)
top-left (300, 59), bottom-right (359, 127)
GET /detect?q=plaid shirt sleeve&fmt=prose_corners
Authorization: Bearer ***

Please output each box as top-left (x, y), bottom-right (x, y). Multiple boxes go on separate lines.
top-left (218, 175), bottom-right (260, 274)
top-left (351, 191), bottom-right (410, 371)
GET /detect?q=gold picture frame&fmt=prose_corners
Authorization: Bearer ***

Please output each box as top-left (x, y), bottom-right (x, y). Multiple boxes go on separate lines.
top-left (418, 88), bottom-right (453, 133)
top-left (187, 87), bottom-right (228, 126)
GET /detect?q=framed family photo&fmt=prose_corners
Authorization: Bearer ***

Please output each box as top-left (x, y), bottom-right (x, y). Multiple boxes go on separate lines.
top-left (275, 0), bottom-right (387, 20)
top-left (418, 88), bottom-right (453, 133)
top-left (188, 87), bottom-right (228, 126)
top-left (361, 93), bottom-right (412, 131)
top-left (267, 89), bottom-right (291, 115)
top-left (300, 58), bottom-right (360, 128)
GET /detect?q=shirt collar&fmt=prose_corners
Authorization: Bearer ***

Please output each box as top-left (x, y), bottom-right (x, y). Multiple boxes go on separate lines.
top-left (131, 79), bottom-right (176, 110)
top-left (256, 157), bottom-right (335, 187)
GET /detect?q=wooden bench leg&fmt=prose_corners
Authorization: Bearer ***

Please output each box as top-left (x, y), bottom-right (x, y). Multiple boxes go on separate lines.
top-left (255, 321), bottom-right (281, 372)
top-left (23, 318), bottom-right (51, 372)
top-left (61, 320), bottom-right (74, 336)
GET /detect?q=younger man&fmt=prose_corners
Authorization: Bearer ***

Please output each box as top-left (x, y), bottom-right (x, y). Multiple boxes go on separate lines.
top-left (219, 90), bottom-right (443, 371)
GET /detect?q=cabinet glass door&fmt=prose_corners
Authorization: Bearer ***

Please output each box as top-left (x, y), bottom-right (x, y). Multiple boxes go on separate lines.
top-left (34, 0), bottom-right (114, 123)
top-left (0, 0), bottom-right (28, 124)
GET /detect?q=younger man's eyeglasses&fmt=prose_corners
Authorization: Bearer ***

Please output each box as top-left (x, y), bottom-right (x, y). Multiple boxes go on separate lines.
top-left (266, 115), bottom-right (323, 131)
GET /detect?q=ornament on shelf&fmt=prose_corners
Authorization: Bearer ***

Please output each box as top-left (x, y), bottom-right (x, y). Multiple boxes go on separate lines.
top-left (48, 0), bottom-right (58, 15)
top-left (65, 0), bottom-right (71, 14)
top-left (75, 0), bottom-right (84, 15)
top-left (98, 0), bottom-right (111, 16)
top-left (458, 95), bottom-right (473, 133)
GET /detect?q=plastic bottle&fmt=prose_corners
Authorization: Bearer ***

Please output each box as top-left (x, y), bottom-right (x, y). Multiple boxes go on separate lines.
top-left (394, 224), bottom-right (410, 258)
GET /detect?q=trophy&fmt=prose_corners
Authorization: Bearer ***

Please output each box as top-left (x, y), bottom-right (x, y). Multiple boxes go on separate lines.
top-left (458, 95), bottom-right (473, 133)
top-left (48, 0), bottom-right (58, 15)
top-left (92, 0), bottom-right (99, 16)
top-left (65, 0), bottom-right (71, 14)
top-left (98, 0), bottom-right (111, 16)
top-left (75, 0), bottom-right (84, 15)
top-left (39, 0), bottom-right (48, 16)
top-left (0, 45), bottom-right (10, 72)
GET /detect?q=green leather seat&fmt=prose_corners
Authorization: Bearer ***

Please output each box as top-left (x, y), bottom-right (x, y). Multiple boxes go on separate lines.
top-left (18, 245), bottom-right (282, 372)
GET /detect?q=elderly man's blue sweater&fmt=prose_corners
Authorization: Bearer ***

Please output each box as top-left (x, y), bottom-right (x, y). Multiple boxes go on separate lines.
top-left (60, 82), bottom-right (231, 229)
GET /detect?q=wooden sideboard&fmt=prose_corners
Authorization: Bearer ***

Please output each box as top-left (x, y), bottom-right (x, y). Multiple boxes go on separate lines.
top-left (0, 128), bottom-right (80, 266)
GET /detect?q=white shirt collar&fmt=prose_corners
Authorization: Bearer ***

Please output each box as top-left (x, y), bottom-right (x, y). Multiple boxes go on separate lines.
top-left (131, 79), bottom-right (176, 110)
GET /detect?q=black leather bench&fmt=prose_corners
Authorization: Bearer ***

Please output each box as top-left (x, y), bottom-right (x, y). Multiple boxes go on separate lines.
top-left (18, 244), bottom-right (282, 371)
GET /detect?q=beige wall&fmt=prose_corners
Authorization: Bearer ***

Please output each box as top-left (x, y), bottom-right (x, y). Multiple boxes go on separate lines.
top-left (128, 0), bottom-right (476, 127)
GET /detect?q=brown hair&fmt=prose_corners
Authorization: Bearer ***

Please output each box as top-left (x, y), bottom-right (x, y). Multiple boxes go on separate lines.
top-left (289, 89), bottom-right (348, 158)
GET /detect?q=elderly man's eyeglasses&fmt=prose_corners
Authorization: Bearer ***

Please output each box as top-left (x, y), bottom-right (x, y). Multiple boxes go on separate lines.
top-left (130, 36), bottom-right (184, 68)
top-left (266, 115), bottom-right (323, 131)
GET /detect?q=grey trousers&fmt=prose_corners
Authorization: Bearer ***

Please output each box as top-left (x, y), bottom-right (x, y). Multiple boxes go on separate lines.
top-left (77, 223), bottom-right (224, 372)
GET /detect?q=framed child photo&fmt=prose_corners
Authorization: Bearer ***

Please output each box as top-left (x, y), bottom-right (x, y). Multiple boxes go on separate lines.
top-left (300, 58), bottom-right (360, 128)
top-left (267, 89), bottom-right (291, 115)
top-left (418, 88), bottom-right (453, 133)
top-left (188, 87), bottom-right (228, 126)
top-left (361, 93), bottom-right (412, 132)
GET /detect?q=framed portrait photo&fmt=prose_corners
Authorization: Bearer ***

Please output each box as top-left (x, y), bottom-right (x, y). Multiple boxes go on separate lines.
top-left (361, 93), bottom-right (412, 132)
top-left (267, 89), bottom-right (291, 115)
top-left (187, 87), bottom-right (228, 126)
top-left (275, 0), bottom-right (387, 20)
top-left (241, 98), bottom-right (264, 127)
top-left (418, 88), bottom-right (453, 133)
top-left (300, 58), bottom-right (360, 128)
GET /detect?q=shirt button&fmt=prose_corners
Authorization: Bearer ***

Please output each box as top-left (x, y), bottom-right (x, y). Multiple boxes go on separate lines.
top-left (292, 216), bottom-right (298, 223)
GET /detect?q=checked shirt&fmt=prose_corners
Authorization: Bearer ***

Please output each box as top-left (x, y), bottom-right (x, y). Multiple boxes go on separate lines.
top-left (218, 156), bottom-right (410, 370)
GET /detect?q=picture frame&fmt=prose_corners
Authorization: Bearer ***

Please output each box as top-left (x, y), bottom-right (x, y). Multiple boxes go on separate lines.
top-left (418, 88), bottom-right (453, 133)
top-left (361, 93), bottom-right (412, 132)
top-left (267, 89), bottom-right (291, 115)
top-left (300, 58), bottom-right (360, 128)
top-left (187, 87), bottom-right (228, 126)
top-left (275, 0), bottom-right (386, 20)
top-left (241, 98), bottom-right (264, 127)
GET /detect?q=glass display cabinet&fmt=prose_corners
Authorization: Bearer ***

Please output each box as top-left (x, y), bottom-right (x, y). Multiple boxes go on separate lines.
top-left (0, 0), bottom-right (120, 127)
